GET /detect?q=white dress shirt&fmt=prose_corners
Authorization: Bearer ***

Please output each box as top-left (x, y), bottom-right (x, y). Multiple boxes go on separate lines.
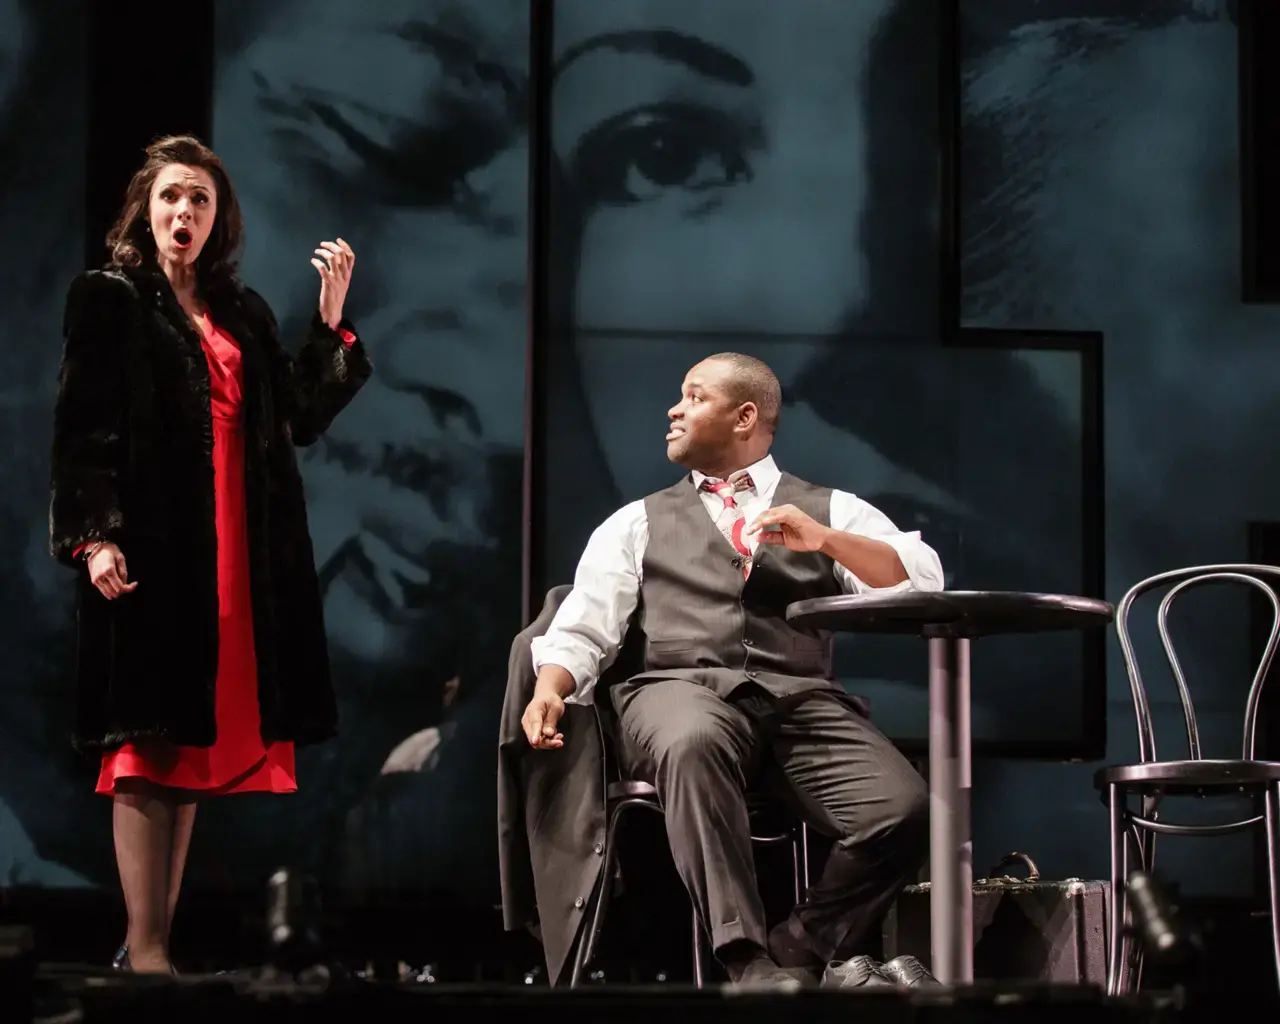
top-left (530, 455), bottom-right (945, 706)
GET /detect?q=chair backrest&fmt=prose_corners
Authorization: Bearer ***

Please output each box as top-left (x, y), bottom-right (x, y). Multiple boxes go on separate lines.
top-left (1115, 564), bottom-right (1280, 763)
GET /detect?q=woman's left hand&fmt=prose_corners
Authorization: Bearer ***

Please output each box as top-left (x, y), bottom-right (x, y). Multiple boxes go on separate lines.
top-left (312, 238), bottom-right (355, 330)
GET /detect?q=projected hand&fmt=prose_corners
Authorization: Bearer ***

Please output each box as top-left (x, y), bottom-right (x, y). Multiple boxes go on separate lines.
top-left (313, 237), bottom-right (355, 330)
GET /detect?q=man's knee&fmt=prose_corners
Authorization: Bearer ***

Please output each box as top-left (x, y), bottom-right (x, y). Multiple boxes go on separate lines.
top-left (653, 719), bottom-right (744, 781)
top-left (831, 768), bottom-right (929, 857)
top-left (881, 773), bottom-right (929, 855)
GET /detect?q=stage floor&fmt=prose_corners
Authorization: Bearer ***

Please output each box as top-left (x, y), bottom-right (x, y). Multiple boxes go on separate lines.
top-left (9, 965), bottom-right (1246, 1024)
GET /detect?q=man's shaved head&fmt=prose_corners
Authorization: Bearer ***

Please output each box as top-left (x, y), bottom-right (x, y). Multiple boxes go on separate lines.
top-left (666, 352), bottom-right (783, 476)
top-left (703, 352), bottom-right (782, 433)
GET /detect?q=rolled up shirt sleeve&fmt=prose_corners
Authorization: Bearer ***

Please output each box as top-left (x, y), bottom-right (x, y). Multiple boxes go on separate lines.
top-left (828, 489), bottom-right (945, 595)
top-left (530, 501), bottom-right (646, 706)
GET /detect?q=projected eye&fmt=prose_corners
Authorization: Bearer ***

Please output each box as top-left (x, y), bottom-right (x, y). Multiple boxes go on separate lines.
top-left (569, 102), bottom-right (754, 207)
top-left (299, 96), bottom-right (510, 208)
top-left (250, 71), bottom-right (523, 210)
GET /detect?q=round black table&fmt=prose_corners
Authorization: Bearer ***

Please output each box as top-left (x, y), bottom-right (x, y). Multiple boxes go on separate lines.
top-left (786, 590), bottom-right (1114, 985)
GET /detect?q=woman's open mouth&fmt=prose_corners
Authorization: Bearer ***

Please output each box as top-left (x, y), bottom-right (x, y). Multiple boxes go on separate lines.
top-left (173, 228), bottom-right (193, 249)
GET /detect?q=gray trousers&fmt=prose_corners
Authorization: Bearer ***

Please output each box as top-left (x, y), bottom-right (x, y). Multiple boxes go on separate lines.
top-left (612, 677), bottom-right (928, 962)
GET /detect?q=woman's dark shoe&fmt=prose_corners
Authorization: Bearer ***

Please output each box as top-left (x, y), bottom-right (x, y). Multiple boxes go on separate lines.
top-left (112, 944), bottom-right (177, 976)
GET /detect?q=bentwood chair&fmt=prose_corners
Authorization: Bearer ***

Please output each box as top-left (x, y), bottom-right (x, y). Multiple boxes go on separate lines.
top-left (569, 776), bottom-right (810, 988)
top-left (1093, 565), bottom-right (1280, 995)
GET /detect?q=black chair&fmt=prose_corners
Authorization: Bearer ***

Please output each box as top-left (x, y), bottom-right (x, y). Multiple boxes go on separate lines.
top-left (1094, 564), bottom-right (1280, 994)
top-left (569, 775), bottom-right (810, 988)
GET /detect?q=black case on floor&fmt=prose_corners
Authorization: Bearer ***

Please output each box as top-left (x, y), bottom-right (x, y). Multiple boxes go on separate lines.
top-left (882, 853), bottom-right (1109, 984)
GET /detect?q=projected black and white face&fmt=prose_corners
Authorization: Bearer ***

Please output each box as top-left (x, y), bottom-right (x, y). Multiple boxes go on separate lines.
top-left (213, 0), bottom-right (529, 675)
top-left (554, 0), bottom-right (888, 335)
top-left (549, 0), bottom-right (929, 501)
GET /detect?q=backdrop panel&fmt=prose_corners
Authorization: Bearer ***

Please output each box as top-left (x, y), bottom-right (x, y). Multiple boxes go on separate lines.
top-left (960, 0), bottom-right (1277, 893)
top-left (211, 0), bottom-right (529, 901)
top-left (0, 0), bottom-right (95, 890)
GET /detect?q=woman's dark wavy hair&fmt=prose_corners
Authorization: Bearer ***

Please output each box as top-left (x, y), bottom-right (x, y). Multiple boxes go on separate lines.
top-left (105, 134), bottom-right (244, 288)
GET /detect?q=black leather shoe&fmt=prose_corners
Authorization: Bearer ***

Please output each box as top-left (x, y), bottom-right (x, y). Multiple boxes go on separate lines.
top-left (878, 955), bottom-right (941, 987)
top-left (112, 945), bottom-right (130, 972)
top-left (766, 919), bottom-right (825, 976)
top-left (821, 955), bottom-right (896, 989)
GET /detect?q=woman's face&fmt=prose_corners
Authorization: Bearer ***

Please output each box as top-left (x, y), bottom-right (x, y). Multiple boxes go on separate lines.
top-left (213, 0), bottom-right (529, 671)
top-left (148, 163), bottom-right (218, 267)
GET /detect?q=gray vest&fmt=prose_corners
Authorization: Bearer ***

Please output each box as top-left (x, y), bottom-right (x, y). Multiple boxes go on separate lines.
top-left (629, 472), bottom-right (847, 702)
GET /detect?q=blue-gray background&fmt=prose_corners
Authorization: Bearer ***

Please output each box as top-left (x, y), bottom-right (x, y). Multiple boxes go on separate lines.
top-left (0, 0), bottom-right (1273, 905)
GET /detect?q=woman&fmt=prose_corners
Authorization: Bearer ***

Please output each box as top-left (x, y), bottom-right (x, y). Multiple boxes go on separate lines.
top-left (48, 134), bottom-right (372, 974)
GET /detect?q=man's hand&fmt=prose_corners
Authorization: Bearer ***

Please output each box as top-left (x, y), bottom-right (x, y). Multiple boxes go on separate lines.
top-left (522, 689), bottom-right (566, 750)
top-left (746, 503), bottom-right (829, 552)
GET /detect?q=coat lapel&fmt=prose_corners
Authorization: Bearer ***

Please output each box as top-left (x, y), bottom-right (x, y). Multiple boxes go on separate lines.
top-left (128, 265), bottom-right (203, 353)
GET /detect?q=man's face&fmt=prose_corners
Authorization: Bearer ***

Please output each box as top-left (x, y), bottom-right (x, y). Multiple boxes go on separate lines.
top-left (665, 358), bottom-right (745, 469)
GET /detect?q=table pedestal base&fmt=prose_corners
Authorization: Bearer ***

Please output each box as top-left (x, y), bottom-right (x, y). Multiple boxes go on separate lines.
top-left (928, 635), bottom-right (973, 984)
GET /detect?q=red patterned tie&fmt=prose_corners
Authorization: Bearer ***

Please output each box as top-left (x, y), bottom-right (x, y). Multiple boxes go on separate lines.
top-left (701, 471), bottom-right (755, 578)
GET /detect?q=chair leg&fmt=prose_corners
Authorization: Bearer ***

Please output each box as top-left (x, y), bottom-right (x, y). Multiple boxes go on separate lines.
top-left (1106, 785), bottom-right (1127, 996)
top-left (791, 829), bottom-right (804, 906)
top-left (1265, 782), bottom-right (1280, 993)
top-left (1122, 819), bottom-right (1146, 994)
top-left (1120, 819), bottom-right (1140, 994)
top-left (801, 823), bottom-right (811, 894)
top-left (691, 907), bottom-right (707, 988)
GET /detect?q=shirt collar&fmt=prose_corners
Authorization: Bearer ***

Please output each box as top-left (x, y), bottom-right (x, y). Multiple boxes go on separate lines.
top-left (691, 454), bottom-right (779, 495)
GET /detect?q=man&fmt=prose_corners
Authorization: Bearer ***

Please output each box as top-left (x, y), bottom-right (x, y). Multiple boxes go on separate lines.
top-left (521, 353), bottom-right (944, 987)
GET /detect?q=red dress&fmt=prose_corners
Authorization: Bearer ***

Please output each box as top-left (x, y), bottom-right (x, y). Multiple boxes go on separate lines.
top-left (96, 315), bottom-right (297, 796)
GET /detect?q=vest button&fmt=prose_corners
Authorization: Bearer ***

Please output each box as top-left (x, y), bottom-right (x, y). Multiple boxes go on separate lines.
top-left (574, 897), bottom-right (585, 909)
top-left (731, 557), bottom-right (743, 568)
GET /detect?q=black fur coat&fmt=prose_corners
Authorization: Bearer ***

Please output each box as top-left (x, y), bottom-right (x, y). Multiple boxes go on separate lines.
top-left (49, 264), bottom-right (372, 753)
